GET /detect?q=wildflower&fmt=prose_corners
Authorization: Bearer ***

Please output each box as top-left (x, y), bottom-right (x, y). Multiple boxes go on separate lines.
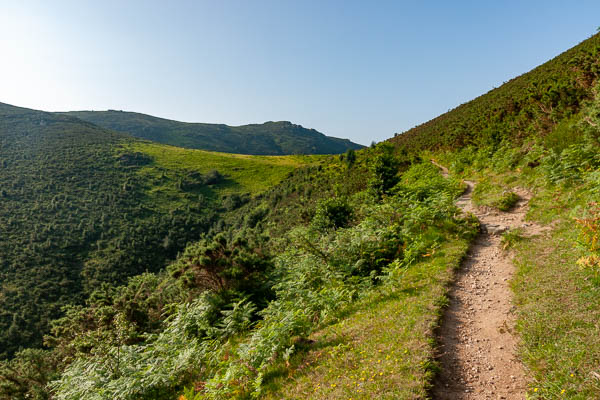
top-left (534, 388), bottom-right (538, 392)
top-left (379, 372), bottom-right (383, 376)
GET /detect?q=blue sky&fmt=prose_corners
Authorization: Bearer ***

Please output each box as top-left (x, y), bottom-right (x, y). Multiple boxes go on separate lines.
top-left (1, 1), bottom-right (599, 145)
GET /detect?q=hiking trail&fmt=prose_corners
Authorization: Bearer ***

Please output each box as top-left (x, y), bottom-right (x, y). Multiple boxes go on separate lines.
top-left (431, 162), bottom-right (548, 400)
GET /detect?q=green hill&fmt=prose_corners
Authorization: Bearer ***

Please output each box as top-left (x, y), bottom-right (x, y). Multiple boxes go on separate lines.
top-left (0, 102), bottom-right (316, 360)
top-left (62, 110), bottom-right (364, 155)
top-left (391, 32), bottom-right (600, 152)
top-left (2, 32), bottom-right (600, 400)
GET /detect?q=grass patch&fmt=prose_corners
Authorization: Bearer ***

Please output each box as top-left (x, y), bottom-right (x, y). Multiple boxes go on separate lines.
top-left (471, 179), bottom-right (519, 211)
top-left (512, 221), bottom-right (600, 399)
top-left (131, 141), bottom-right (322, 195)
top-left (501, 228), bottom-right (525, 250)
top-left (121, 141), bottom-right (323, 212)
top-left (261, 238), bottom-right (470, 400)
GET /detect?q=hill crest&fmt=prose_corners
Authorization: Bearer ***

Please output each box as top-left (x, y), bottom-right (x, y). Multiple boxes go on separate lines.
top-left (62, 109), bottom-right (363, 155)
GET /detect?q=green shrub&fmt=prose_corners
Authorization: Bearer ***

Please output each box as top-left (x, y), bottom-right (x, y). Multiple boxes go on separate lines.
top-left (495, 191), bottom-right (520, 211)
top-left (368, 143), bottom-right (400, 197)
top-left (310, 197), bottom-right (353, 231)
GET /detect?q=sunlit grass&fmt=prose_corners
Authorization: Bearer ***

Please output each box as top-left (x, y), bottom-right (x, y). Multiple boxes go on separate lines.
top-left (119, 142), bottom-right (324, 212)
top-left (441, 159), bottom-right (600, 398)
top-left (261, 238), bottom-right (470, 399)
top-left (131, 141), bottom-right (323, 194)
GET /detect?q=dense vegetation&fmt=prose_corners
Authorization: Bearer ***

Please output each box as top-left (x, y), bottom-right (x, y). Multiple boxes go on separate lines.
top-left (2, 29), bottom-right (600, 400)
top-left (391, 32), bottom-right (600, 152)
top-left (2, 141), bottom-right (476, 399)
top-left (0, 103), bottom-right (315, 361)
top-left (63, 110), bottom-right (363, 155)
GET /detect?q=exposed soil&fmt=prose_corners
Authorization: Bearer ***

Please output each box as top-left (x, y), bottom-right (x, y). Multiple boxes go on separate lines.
top-left (431, 163), bottom-right (548, 399)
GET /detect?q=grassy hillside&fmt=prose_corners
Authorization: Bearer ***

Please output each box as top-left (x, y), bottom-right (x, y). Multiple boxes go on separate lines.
top-left (402, 33), bottom-right (600, 398)
top-left (63, 110), bottom-right (364, 155)
top-left (129, 142), bottom-right (321, 197)
top-left (3, 30), bottom-right (600, 400)
top-left (0, 102), bottom-right (315, 360)
top-left (41, 151), bottom-right (477, 400)
top-left (391, 32), bottom-right (600, 152)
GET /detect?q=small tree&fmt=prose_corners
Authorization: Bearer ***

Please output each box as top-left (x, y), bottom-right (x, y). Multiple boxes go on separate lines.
top-left (369, 142), bottom-right (400, 198)
top-left (345, 148), bottom-right (356, 167)
top-left (169, 231), bottom-right (272, 297)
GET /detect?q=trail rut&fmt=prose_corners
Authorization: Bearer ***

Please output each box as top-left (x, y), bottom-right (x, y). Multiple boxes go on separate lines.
top-left (431, 165), bottom-right (547, 399)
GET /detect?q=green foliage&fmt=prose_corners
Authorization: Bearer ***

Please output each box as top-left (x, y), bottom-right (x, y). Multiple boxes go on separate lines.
top-left (574, 203), bottom-right (600, 272)
top-left (345, 148), bottom-right (357, 167)
top-left (168, 231), bottom-right (273, 300)
top-left (47, 159), bottom-right (476, 399)
top-left (541, 134), bottom-right (600, 185)
top-left (64, 111), bottom-right (364, 155)
top-left (501, 228), bottom-right (525, 250)
top-left (0, 102), bottom-right (324, 361)
top-left (0, 349), bottom-right (60, 400)
top-left (495, 191), bottom-right (520, 211)
top-left (49, 297), bottom-right (227, 400)
top-left (542, 114), bottom-right (583, 152)
top-left (45, 273), bottom-right (184, 364)
top-left (391, 33), bottom-right (600, 153)
top-left (0, 104), bottom-right (218, 359)
top-left (369, 143), bottom-right (401, 198)
top-left (311, 197), bottom-right (353, 231)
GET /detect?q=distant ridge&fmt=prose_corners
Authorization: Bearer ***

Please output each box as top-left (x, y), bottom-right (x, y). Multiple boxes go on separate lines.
top-left (63, 110), bottom-right (364, 155)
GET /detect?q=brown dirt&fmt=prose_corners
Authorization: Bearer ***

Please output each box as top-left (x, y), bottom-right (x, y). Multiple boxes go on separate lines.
top-left (431, 162), bottom-right (548, 400)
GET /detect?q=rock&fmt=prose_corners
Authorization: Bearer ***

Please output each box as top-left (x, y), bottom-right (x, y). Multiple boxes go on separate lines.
top-left (482, 224), bottom-right (508, 235)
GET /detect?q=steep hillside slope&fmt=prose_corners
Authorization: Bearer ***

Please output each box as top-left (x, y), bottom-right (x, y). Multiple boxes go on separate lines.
top-left (0, 102), bottom-right (315, 359)
top-left (391, 32), bottom-right (600, 151)
top-left (392, 32), bottom-right (600, 398)
top-left (4, 31), bottom-right (600, 400)
top-left (63, 110), bottom-right (364, 155)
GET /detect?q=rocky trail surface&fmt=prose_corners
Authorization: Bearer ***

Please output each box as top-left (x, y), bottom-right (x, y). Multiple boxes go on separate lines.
top-left (431, 163), bottom-right (548, 400)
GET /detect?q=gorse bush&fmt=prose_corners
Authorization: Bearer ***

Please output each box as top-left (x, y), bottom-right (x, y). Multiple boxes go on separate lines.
top-left (310, 197), bottom-right (353, 231)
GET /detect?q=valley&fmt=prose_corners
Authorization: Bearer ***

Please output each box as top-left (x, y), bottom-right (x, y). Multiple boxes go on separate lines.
top-left (0, 26), bottom-right (599, 400)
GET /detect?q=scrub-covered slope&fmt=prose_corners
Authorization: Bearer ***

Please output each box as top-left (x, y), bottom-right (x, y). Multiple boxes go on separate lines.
top-left (391, 32), bottom-right (600, 152)
top-left (0, 102), bottom-right (315, 360)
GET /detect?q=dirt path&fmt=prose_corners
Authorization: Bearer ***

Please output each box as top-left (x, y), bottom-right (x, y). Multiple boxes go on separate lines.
top-left (431, 162), bottom-right (545, 399)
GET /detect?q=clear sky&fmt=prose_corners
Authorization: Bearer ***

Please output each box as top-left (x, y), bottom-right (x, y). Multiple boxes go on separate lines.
top-left (1, 1), bottom-right (599, 145)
